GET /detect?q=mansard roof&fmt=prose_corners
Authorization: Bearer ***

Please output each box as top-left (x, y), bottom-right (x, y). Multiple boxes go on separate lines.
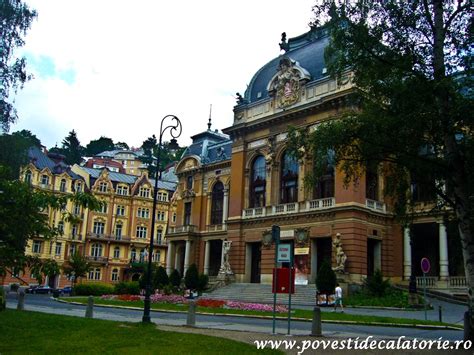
top-left (243, 27), bottom-right (329, 105)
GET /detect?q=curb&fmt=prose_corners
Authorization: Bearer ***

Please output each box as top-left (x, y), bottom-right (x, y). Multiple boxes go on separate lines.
top-left (55, 298), bottom-right (462, 331)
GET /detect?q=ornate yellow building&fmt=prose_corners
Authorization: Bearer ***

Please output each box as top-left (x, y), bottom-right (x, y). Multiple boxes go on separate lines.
top-left (2, 146), bottom-right (177, 288)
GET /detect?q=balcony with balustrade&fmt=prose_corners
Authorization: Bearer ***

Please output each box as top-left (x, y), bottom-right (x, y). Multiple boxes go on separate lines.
top-left (243, 197), bottom-right (336, 219)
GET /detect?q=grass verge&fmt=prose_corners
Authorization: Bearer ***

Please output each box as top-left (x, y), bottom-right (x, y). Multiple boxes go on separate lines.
top-left (0, 309), bottom-right (278, 354)
top-left (61, 297), bottom-right (458, 328)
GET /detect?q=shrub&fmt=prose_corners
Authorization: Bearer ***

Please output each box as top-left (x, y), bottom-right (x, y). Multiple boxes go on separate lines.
top-left (114, 281), bottom-right (140, 295)
top-left (162, 284), bottom-right (173, 295)
top-left (197, 274), bottom-right (209, 292)
top-left (364, 269), bottom-right (390, 297)
top-left (0, 287), bottom-right (5, 311)
top-left (153, 266), bottom-right (169, 290)
top-left (169, 269), bottom-right (181, 288)
top-left (316, 261), bottom-right (336, 294)
top-left (184, 264), bottom-right (199, 290)
top-left (74, 282), bottom-right (114, 296)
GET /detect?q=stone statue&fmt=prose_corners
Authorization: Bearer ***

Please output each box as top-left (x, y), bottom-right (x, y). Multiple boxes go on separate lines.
top-left (219, 241), bottom-right (233, 275)
top-left (236, 92), bottom-right (245, 104)
top-left (279, 32), bottom-right (289, 52)
top-left (332, 233), bottom-right (347, 273)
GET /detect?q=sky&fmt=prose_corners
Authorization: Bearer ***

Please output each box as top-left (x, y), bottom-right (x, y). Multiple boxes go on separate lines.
top-left (12, 0), bottom-right (315, 149)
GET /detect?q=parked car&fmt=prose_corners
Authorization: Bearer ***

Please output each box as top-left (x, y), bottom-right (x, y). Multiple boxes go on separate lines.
top-left (27, 285), bottom-right (52, 294)
top-left (59, 286), bottom-right (73, 295)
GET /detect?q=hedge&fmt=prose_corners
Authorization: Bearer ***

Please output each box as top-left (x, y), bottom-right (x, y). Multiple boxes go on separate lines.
top-left (74, 283), bottom-right (114, 296)
top-left (114, 281), bottom-right (140, 295)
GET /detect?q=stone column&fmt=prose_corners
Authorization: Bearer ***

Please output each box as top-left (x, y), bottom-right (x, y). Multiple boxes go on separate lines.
top-left (223, 189), bottom-right (229, 225)
top-left (204, 240), bottom-right (211, 275)
top-left (174, 245), bottom-right (180, 272)
top-left (166, 241), bottom-right (175, 275)
top-left (184, 240), bottom-right (192, 274)
top-left (403, 227), bottom-right (412, 280)
top-left (439, 222), bottom-right (449, 280)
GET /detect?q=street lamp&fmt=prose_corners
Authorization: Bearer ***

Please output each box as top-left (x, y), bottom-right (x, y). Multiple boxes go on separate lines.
top-left (142, 114), bottom-right (182, 323)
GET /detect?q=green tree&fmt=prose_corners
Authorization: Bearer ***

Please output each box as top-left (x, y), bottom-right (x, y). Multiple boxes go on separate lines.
top-left (115, 141), bottom-right (129, 150)
top-left (62, 252), bottom-right (92, 287)
top-left (0, 131), bottom-right (37, 179)
top-left (0, 0), bottom-right (37, 132)
top-left (289, 0), bottom-right (473, 331)
top-left (12, 130), bottom-right (41, 147)
top-left (169, 269), bottom-right (181, 288)
top-left (85, 136), bottom-right (115, 156)
top-left (60, 130), bottom-right (84, 165)
top-left (315, 261), bottom-right (336, 295)
top-left (184, 263), bottom-right (199, 290)
top-left (141, 135), bottom-right (185, 178)
top-left (153, 266), bottom-right (169, 290)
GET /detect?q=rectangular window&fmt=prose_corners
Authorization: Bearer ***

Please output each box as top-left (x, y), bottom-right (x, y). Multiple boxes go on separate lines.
top-left (32, 240), bottom-right (42, 253)
top-left (111, 270), bottom-right (119, 281)
top-left (116, 205), bottom-right (125, 216)
top-left (116, 186), bottom-right (128, 195)
top-left (55, 242), bottom-right (62, 256)
top-left (157, 230), bottom-right (163, 244)
top-left (99, 203), bottom-right (108, 214)
top-left (73, 204), bottom-right (81, 215)
top-left (69, 244), bottom-right (76, 256)
top-left (186, 176), bottom-right (193, 190)
top-left (139, 187), bottom-right (150, 198)
top-left (137, 208), bottom-right (149, 218)
top-left (93, 221), bottom-right (105, 235)
top-left (41, 175), bottom-right (49, 186)
top-left (153, 251), bottom-right (161, 263)
top-left (184, 202), bottom-right (192, 225)
top-left (99, 182), bottom-right (108, 193)
top-left (89, 268), bottom-right (101, 280)
top-left (115, 224), bottom-right (122, 238)
top-left (113, 248), bottom-right (120, 259)
top-left (172, 213), bottom-right (177, 223)
top-left (72, 224), bottom-right (78, 237)
top-left (136, 226), bottom-right (147, 239)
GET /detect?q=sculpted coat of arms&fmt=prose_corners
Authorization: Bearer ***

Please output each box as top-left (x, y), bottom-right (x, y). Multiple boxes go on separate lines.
top-left (268, 57), bottom-right (310, 108)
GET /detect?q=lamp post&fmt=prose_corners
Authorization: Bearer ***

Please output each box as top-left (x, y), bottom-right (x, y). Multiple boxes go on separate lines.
top-left (142, 114), bottom-right (182, 323)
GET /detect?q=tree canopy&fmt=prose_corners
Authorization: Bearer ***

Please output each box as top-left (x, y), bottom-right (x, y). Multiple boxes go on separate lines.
top-left (0, 0), bottom-right (37, 132)
top-left (0, 130), bottom-right (40, 179)
top-left (85, 136), bottom-right (115, 156)
top-left (289, 0), bottom-right (472, 332)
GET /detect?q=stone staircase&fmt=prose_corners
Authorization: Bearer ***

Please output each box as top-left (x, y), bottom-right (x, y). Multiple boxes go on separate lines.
top-left (203, 283), bottom-right (317, 307)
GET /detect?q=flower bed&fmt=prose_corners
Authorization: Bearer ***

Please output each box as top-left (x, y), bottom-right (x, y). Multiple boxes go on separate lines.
top-left (99, 294), bottom-right (287, 312)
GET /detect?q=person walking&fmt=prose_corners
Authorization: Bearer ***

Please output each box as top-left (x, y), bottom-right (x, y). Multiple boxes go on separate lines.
top-left (334, 283), bottom-right (344, 312)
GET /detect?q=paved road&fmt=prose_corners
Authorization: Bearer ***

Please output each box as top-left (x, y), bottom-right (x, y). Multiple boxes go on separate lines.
top-left (5, 293), bottom-right (464, 341)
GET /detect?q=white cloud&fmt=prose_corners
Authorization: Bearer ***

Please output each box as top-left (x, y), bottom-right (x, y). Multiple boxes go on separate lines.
top-left (12, 0), bottom-right (314, 148)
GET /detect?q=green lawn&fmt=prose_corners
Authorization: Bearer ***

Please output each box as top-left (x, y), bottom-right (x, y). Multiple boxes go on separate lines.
top-left (62, 297), bottom-right (458, 328)
top-left (0, 310), bottom-right (278, 354)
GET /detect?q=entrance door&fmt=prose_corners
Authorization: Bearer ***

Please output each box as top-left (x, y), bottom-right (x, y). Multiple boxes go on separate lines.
top-left (250, 242), bottom-right (261, 283)
top-left (209, 240), bottom-right (223, 276)
top-left (316, 238), bottom-right (332, 272)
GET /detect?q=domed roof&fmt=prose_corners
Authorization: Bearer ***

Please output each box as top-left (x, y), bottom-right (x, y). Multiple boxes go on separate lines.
top-left (243, 27), bottom-right (329, 104)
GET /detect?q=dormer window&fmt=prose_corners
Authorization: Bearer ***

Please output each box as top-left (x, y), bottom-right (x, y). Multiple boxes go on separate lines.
top-left (76, 181), bottom-right (83, 192)
top-left (60, 179), bottom-right (67, 192)
top-left (116, 185), bottom-right (129, 196)
top-left (139, 187), bottom-right (150, 198)
top-left (99, 182), bottom-right (108, 193)
top-left (41, 175), bottom-right (49, 187)
top-left (25, 171), bottom-right (32, 185)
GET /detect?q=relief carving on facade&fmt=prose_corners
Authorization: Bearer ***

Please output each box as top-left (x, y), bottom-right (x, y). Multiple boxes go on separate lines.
top-left (267, 57), bottom-right (310, 109)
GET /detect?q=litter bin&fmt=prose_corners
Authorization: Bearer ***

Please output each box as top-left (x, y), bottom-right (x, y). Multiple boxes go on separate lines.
top-left (52, 289), bottom-right (60, 298)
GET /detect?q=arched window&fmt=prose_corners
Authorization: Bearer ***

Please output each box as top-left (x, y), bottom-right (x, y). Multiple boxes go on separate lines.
top-left (91, 243), bottom-right (102, 257)
top-left (280, 151), bottom-right (299, 204)
top-left (211, 181), bottom-right (224, 225)
top-left (250, 156), bottom-right (266, 208)
top-left (25, 170), bottom-right (32, 185)
top-left (111, 268), bottom-right (119, 281)
top-left (313, 153), bottom-right (335, 199)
